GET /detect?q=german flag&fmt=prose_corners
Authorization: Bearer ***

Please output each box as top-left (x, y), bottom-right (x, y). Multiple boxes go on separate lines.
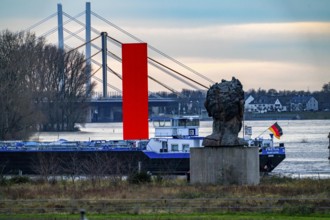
top-left (268, 122), bottom-right (283, 139)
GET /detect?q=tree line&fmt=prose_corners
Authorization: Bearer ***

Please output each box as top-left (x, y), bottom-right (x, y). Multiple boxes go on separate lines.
top-left (0, 30), bottom-right (95, 140)
top-left (245, 83), bottom-right (330, 111)
top-left (150, 82), bottom-right (330, 116)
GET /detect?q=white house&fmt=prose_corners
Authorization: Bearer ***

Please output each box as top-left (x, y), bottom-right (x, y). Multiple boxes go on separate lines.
top-left (245, 96), bottom-right (287, 113)
top-left (244, 95), bottom-right (255, 112)
top-left (290, 96), bottom-right (318, 111)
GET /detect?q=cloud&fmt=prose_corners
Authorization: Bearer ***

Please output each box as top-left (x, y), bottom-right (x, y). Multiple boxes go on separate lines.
top-left (16, 19), bottom-right (328, 92)
top-left (183, 59), bottom-right (327, 91)
top-left (119, 22), bottom-right (330, 64)
top-left (114, 21), bottom-right (329, 92)
top-left (90, 0), bottom-right (330, 24)
top-left (1, 0), bottom-right (329, 92)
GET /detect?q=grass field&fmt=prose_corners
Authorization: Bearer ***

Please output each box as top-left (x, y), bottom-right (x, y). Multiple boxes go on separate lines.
top-left (0, 175), bottom-right (329, 219)
top-left (0, 212), bottom-right (330, 220)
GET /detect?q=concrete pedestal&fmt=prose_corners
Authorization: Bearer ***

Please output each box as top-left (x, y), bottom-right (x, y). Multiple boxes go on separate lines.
top-left (190, 146), bottom-right (259, 185)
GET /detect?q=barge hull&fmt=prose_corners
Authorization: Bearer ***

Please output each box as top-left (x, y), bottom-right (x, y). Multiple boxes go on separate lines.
top-left (0, 151), bottom-right (283, 175)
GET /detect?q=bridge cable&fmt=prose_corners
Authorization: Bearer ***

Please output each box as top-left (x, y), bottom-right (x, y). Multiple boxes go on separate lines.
top-left (61, 24), bottom-right (192, 95)
top-left (68, 40), bottom-right (178, 96)
top-left (148, 57), bottom-right (208, 89)
top-left (40, 27), bottom-right (58, 38)
top-left (82, 50), bottom-right (102, 64)
top-left (103, 50), bottom-right (185, 95)
top-left (148, 60), bottom-right (200, 90)
top-left (95, 60), bottom-right (161, 97)
top-left (105, 36), bottom-right (205, 90)
top-left (61, 49), bottom-right (102, 75)
top-left (63, 28), bottom-right (85, 42)
top-left (61, 48), bottom-right (121, 92)
top-left (87, 56), bottom-right (122, 82)
top-left (40, 11), bottom-right (85, 38)
top-left (64, 28), bottom-right (104, 55)
top-left (27, 11), bottom-right (211, 94)
top-left (64, 27), bottom-right (85, 41)
top-left (63, 12), bottom-right (101, 36)
top-left (106, 35), bottom-right (122, 46)
top-left (70, 51), bottom-right (122, 92)
top-left (105, 62), bottom-right (178, 96)
top-left (64, 35), bottom-right (101, 55)
top-left (63, 29), bottom-right (121, 63)
top-left (148, 76), bottom-right (184, 98)
top-left (92, 75), bottom-right (121, 93)
top-left (91, 66), bottom-right (102, 77)
top-left (104, 49), bottom-right (194, 93)
top-left (25, 12), bottom-right (57, 32)
top-left (107, 51), bottom-right (122, 62)
top-left (107, 66), bottom-right (122, 80)
top-left (27, 12), bottom-right (190, 97)
top-left (92, 11), bottom-right (215, 85)
top-left (61, 34), bottom-right (119, 83)
top-left (88, 61), bottom-right (122, 92)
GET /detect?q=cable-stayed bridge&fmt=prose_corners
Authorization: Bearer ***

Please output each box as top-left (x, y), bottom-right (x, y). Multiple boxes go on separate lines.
top-left (25, 2), bottom-right (214, 122)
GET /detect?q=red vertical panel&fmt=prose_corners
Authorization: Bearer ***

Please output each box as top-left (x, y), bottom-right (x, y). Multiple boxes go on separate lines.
top-left (122, 43), bottom-right (149, 140)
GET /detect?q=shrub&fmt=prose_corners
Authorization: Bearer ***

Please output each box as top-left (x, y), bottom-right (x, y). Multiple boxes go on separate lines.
top-left (0, 177), bottom-right (9, 186)
top-left (127, 172), bottom-right (151, 184)
top-left (281, 204), bottom-right (316, 215)
top-left (9, 175), bottom-right (31, 184)
top-left (260, 175), bottom-right (295, 185)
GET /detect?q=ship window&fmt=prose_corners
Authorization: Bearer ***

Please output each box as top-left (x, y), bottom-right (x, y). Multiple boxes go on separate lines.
top-left (178, 119), bottom-right (187, 127)
top-left (263, 143), bottom-right (271, 148)
top-left (161, 142), bottom-right (168, 153)
top-left (182, 144), bottom-right (189, 152)
top-left (162, 142), bottom-right (168, 150)
top-left (189, 129), bottom-right (195, 136)
top-left (190, 119), bottom-right (200, 126)
top-left (153, 120), bottom-right (171, 127)
top-left (171, 144), bottom-right (179, 152)
top-left (177, 118), bottom-right (200, 127)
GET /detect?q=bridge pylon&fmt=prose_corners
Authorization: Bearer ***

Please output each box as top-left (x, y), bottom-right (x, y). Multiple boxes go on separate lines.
top-left (101, 32), bottom-right (108, 98)
top-left (86, 2), bottom-right (92, 94)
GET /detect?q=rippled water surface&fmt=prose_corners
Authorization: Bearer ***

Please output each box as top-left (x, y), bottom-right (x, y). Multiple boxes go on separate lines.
top-left (241, 120), bottom-right (330, 177)
top-left (31, 119), bottom-right (330, 177)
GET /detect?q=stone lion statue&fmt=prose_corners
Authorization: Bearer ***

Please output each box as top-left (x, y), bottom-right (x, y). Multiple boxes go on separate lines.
top-left (202, 77), bottom-right (246, 146)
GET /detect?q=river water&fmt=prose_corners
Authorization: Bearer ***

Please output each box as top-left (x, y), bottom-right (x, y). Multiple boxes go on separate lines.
top-left (30, 120), bottom-right (330, 178)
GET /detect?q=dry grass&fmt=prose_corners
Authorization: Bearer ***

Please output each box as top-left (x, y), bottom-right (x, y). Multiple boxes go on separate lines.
top-left (0, 175), bottom-right (329, 215)
top-left (1, 175), bottom-right (330, 200)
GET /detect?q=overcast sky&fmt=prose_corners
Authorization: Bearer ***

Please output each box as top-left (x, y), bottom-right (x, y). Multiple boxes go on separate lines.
top-left (1, 0), bottom-right (329, 92)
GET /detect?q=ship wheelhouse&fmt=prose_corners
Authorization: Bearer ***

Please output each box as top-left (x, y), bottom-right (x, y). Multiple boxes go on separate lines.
top-left (152, 116), bottom-right (200, 138)
top-left (147, 116), bottom-right (202, 153)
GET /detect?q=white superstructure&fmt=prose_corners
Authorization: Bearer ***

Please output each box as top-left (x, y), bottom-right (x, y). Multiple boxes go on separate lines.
top-left (146, 116), bottom-right (203, 153)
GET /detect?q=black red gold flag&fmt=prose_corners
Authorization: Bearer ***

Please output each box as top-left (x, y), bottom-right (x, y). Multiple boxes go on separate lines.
top-left (268, 122), bottom-right (283, 139)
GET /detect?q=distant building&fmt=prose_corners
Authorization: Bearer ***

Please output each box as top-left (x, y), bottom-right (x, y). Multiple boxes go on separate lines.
top-left (290, 96), bottom-right (318, 111)
top-left (244, 95), bottom-right (254, 112)
top-left (245, 96), bottom-right (287, 113)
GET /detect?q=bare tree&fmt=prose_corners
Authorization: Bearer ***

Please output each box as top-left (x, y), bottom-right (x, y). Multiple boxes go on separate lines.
top-left (0, 30), bottom-right (43, 139)
top-left (0, 30), bottom-right (96, 138)
top-left (61, 50), bottom-right (95, 131)
top-left (35, 45), bottom-right (96, 131)
top-left (82, 153), bottom-right (108, 187)
top-left (0, 160), bottom-right (8, 181)
top-left (31, 152), bottom-right (61, 182)
top-left (103, 154), bottom-right (128, 184)
top-left (60, 152), bottom-right (83, 184)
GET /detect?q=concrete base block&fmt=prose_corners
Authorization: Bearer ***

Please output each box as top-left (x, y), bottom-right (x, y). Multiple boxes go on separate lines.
top-left (190, 146), bottom-right (259, 185)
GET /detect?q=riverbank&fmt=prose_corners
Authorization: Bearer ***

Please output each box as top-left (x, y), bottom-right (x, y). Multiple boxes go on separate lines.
top-left (244, 111), bottom-right (330, 120)
top-left (0, 175), bottom-right (329, 219)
